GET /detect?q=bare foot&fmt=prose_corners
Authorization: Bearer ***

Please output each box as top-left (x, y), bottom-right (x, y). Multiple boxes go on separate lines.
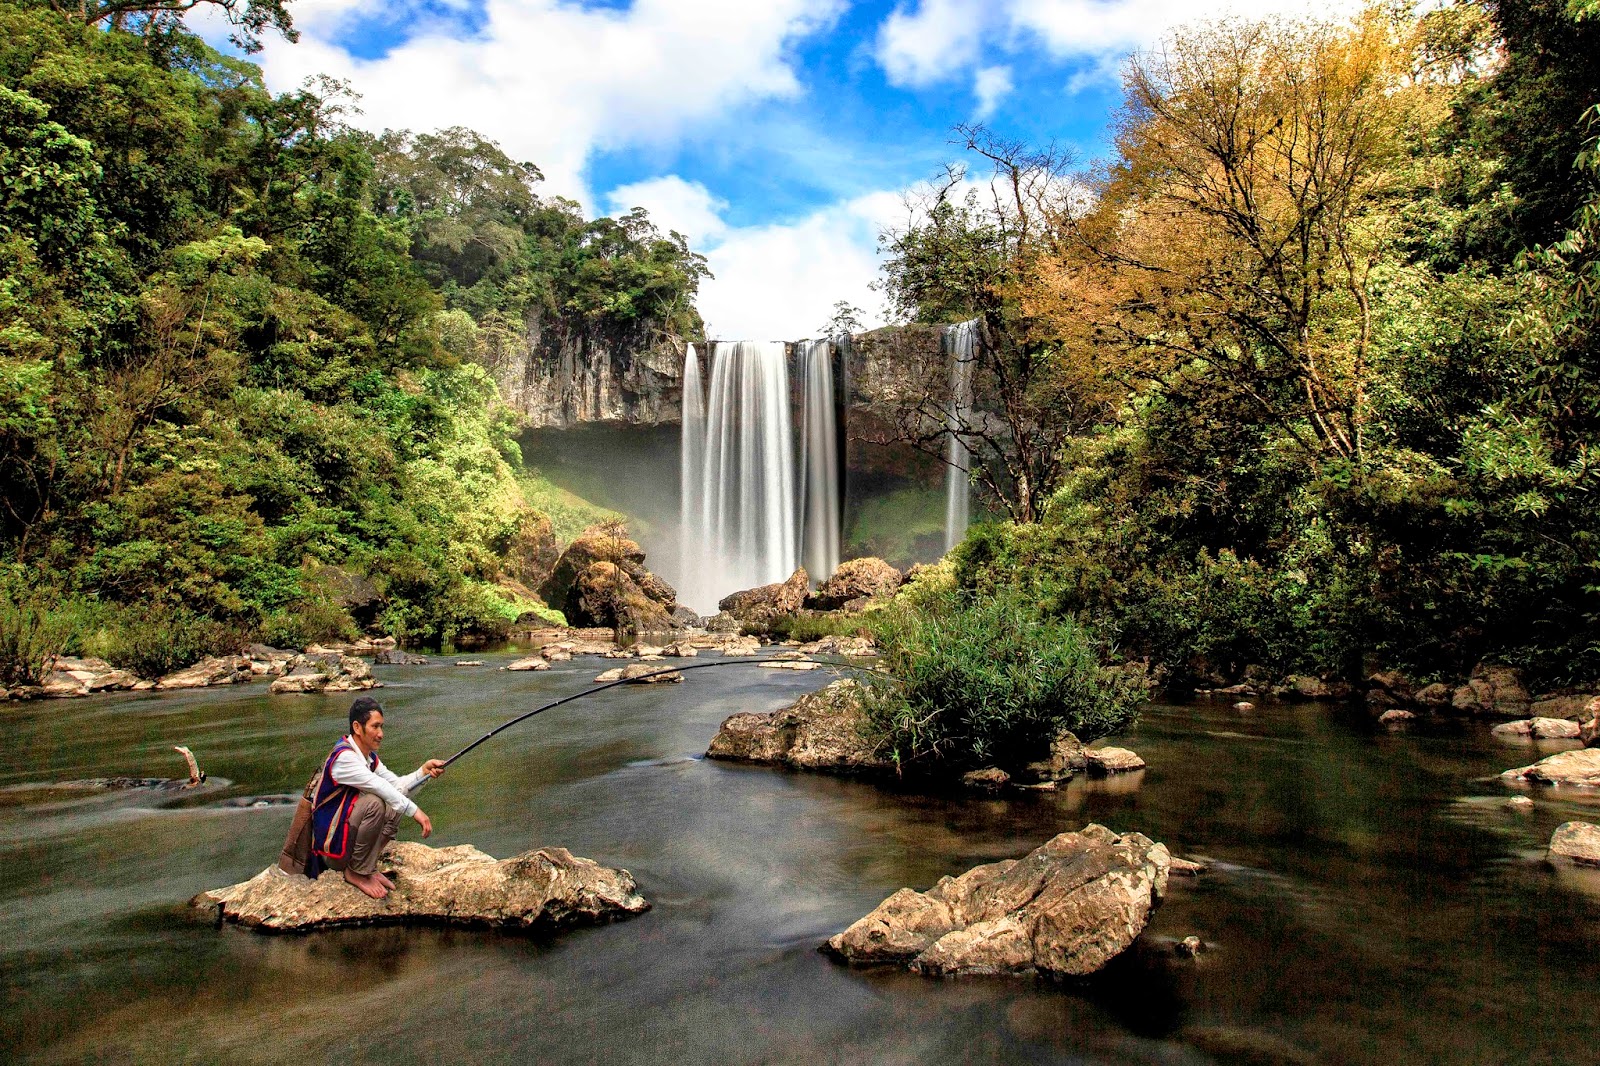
top-left (374, 871), bottom-right (395, 890)
top-left (343, 869), bottom-right (388, 900)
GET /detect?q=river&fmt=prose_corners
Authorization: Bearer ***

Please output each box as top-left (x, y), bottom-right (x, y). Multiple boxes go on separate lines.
top-left (3, 652), bottom-right (1597, 1064)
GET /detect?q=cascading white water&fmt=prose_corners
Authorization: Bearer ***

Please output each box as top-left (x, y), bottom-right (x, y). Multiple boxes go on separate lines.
top-left (944, 320), bottom-right (978, 552)
top-left (679, 341), bottom-right (801, 613)
top-left (798, 339), bottom-right (840, 584)
top-left (679, 343), bottom-right (705, 591)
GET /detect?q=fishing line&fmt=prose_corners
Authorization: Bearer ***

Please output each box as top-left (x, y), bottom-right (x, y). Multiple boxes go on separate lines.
top-left (427, 657), bottom-right (891, 775)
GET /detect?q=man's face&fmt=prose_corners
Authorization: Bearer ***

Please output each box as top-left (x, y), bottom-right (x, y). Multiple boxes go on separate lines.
top-left (351, 710), bottom-right (384, 751)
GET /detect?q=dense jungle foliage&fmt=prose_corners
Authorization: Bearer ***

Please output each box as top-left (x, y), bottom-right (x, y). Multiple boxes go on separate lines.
top-left (885, 0), bottom-right (1600, 689)
top-left (0, 3), bottom-right (706, 681)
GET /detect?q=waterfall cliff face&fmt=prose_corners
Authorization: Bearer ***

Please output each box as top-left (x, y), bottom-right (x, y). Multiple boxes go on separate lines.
top-left (483, 314), bottom-right (684, 428)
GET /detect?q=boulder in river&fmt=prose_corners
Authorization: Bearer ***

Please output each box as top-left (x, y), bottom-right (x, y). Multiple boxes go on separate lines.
top-left (1501, 747), bottom-right (1600, 788)
top-left (194, 841), bottom-right (649, 933)
top-left (1491, 718), bottom-right (1582, 740)
top-left (707, 679), bottom-right (892, 776)
top-left (39, 656), bottom-right (138, 698)
top-left (1379, 709), bottom-right (1416, 725)
top-left (1086, 747), bottom-right (1146, 774)
top-left (824, 824), bottom-right (1170, 978)
top-left (621, 662), bottom-right (681, 684)
top-left (718, 568), bottom-right (809, 632)
top-left (804, 557), bottom-right (902, 612)
top-left (503, 656), bottom-right (550, 672)
top-left (374, 649), bottom-right (428, 665)
top-left (156, 655), bottom-right (253, 690)
top-left (1018, 731), bottom-right (1087, 785)
top-left (540, 524), bottom-right (680, 633)
top-left (1548, 822), bottom-right (1600, 866)
top-left (268, 653), bottom-right (377, 695)
top-left (1451, 662), bottom-right (1532, 718)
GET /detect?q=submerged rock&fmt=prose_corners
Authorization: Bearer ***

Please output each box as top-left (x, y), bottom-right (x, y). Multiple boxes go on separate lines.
top-left (1491, 718), bottom-right (1582, 740)
top-left (40, 656), bottom-right (138, 698)
top-left (757, 660), bottom-right (821, 671)
top-left (1549, 822), bottom-right (1600, 866)
top-left (374, 649), bottom-right (428, 665)
top-left (1501, 747), bottom-right (1600, 787)
top-left (707, 679), bottom-right (891, 775)
top-left (1086, 747), bottom-right (1146, 774)
top-left (796, 634), bottom-right (879, 657)
top-left (156, 656), bottom-right (253, 690)
top-left (195, 841), bottom-right (649, 933)
top-left (961, 767), bottom-right (1010, 791)
top-left (824, 824), bottom-right (1170, 978)
top-left (268, 653), bottom-right (377, 695)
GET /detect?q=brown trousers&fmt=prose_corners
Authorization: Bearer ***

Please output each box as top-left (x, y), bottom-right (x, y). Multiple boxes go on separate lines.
top-left (322, 792), bottom-right (401, 876)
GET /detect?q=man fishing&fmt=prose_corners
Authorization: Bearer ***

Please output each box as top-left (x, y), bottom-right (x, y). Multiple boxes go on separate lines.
top-left (279, 696), bottom-right (446, 900)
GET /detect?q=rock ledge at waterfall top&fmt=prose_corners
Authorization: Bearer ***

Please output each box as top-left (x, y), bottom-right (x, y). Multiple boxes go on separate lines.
top-left (824, 824), bottom-right (1170, 978)
top-left (194, 841), bottom-right (649, 933)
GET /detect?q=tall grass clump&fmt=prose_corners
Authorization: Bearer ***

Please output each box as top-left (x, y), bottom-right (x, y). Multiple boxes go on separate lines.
top-left (861, 589), bottom-right (1145, 772)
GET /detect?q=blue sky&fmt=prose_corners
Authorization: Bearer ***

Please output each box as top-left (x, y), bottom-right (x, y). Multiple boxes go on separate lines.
top-left (231, 0), bottom-right (1353, 337)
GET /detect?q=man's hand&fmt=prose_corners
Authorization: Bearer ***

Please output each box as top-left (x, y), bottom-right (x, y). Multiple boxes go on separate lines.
top-left (413, 809), bottom-right (433, 838)
top-left (421, 759), bottom-right (446, 779)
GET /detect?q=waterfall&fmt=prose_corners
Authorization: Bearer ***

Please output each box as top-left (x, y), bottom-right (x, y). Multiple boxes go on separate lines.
top-left (679, 341), bottom-right (801, 613)
top-left (798, 339), bottom-right (840, 583)
top-left (679, 343), bottom-right (705, 590)
top-left (944, 320), bottom-right (977, 552)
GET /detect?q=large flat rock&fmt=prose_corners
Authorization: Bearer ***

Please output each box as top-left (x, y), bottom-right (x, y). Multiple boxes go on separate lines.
top-left (825, 824), bottom-right (1170, 978)
top-left (1501, 747), bottom-right (1600, 788)
top-left (194, 842), bottom-right (649, 933)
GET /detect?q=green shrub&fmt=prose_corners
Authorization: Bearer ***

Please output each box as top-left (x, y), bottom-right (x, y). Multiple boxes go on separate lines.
top-left (80, 603), bottom-right (246, 679)
top-left (860, 590), bottom-right (1145, 773)
top-left (766, 611), bottom-right (873, 643)
top-left (0, 592), bottom-right (78, 686)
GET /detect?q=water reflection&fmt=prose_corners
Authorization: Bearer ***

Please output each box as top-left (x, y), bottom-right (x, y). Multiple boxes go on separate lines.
top-left (2, 658), bottom-right (1598, 1064)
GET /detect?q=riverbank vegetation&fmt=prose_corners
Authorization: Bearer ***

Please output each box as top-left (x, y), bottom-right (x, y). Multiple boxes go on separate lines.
top-left (0, 2), bottom-right (705, 679)
top-left (884, 0), bottom-right (1600, 691)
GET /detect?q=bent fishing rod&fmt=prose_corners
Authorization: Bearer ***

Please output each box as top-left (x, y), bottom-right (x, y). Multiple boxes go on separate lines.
top-left (431, 657), bottom-right (892, 773)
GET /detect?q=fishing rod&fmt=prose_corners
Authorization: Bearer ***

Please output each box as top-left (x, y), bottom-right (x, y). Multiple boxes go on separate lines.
top-left (432, 656), bottom-right (890, 772)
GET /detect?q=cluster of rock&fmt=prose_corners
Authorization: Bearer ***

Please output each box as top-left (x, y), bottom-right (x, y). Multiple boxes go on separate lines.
top-left (706, 680), bottom-right (1143, 792)
top-left (715, 558), bottom-right (904, 633)
top-left (824, 824), bottom-right (1172, 978)
top-left (195, 841), bottom-right (650, 933)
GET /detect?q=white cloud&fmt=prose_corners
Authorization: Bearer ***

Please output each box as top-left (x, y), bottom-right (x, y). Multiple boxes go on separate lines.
top-left (606, 176), bottom-right (729, 246)
top-left (876, 0), bottom-right (987, 88)
top-left (622, 182), bottom-right (908, 341)
top-left (254, 0), bottom-right (846, 201)
top-left (972, 65), bottom-right (1013, 119)
top-left (876, 0), bottom-right (1366, 91)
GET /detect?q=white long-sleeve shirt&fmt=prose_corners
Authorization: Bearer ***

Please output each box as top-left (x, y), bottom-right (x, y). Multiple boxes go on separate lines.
top-left (330, 747), bottom-right (428, 818)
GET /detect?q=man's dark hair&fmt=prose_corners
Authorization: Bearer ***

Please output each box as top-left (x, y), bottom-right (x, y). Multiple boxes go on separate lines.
top-left (349, 696), bottom-right (384, 728)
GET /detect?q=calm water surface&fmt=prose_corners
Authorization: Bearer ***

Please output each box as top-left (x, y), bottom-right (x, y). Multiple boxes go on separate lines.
top-left (2, 654), bottom-right (1598, 1064)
